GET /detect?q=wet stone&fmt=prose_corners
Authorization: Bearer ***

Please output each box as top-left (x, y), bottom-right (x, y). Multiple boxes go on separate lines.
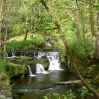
top-left (0, 94), bottom-right (6, 99)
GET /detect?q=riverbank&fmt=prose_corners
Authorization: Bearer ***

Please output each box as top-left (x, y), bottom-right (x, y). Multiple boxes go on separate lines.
top-left (0, 84), bottom-right (12, 99)
top-left (0, 59), bottom-right (11, 98)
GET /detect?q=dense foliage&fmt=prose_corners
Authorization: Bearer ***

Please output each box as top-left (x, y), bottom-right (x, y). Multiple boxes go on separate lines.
top-left (0, 0), bottom-right (99, 98)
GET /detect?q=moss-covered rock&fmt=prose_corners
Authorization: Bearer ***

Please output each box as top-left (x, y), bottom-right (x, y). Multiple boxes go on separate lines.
top-left (5, 62), bottom-right (27, 78)
top-left (38, 58), bottom-right (49, 69)
top-left (14, 56), bottom-right (33, 61)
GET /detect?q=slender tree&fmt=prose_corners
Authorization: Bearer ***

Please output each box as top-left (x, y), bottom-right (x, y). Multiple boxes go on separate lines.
top-left (72, 0), bottom-right (82, 43)
top-left (0, 0), bottom-right (3, 56)
top-left (96, 0), bottom-right (99, 56)
top-left (3, 0), bottom-right (10, 66)
top-left (89, 0), bottom-right (97, 56)
top-left (41, 0), bottom-right (99, 98)
top-left (89, 0), bottom-right (96, 37)
top-left (3, 20), bottom-right (8, 66)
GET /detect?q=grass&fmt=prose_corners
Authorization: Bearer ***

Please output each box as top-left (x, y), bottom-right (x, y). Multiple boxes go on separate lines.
top-left (7, 34), bottom-right (44, 51)
top-left (0, 58), bottom-right (10, 85)
top-left (0, 58), bottom-right (5, 72)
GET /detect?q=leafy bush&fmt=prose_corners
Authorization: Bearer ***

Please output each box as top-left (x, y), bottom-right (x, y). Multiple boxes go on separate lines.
top-left (44, 88), bottom-right (94, 99)
top-left (5, 62), bottom-right (27, 78)
top-left (7, 37), bottom-right (44, 51)
top-left (10, 24), bottom-right (26, 37)
top-left (68, 37), bottom-right (93, 59)
top-left (79, 87), bottom-right (94, 99)
top-left (44, 89), bottom-right (76, 99)
top-left (0, 58), bottom-right (9, 85)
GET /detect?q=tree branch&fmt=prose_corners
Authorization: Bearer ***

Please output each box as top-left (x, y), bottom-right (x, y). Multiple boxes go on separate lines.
top-left (41, 0), bottom-right (99, 98)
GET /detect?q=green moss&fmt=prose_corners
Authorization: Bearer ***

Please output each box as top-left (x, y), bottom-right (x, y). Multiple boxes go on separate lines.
top-left (0, 59), bottom-right (5, 72)
top-left (5, 62), bottom-right (27, 78)
top-left (0, 59), bottom-right (10, 85)
top-left (0, 72), bottom-right (10, 85)
top-left (39, 58), bottom-right (49, 69)
top-left (14, 56), bottom-right (33, 61)
top-left (7, 34), bottom-right (44, 51)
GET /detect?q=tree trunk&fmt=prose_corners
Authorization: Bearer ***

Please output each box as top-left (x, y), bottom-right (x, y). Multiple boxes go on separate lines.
top-left (24, 32), bottom-right (28, 41)
top-left (24, 28), bottom-right (28, 41)
top-left (76, 1), bottom-right (85, 42)
top-left (41, 0), bottom-right (99, 98)
top-left (96, 0), bottom-right (99, 56)
top-left (75, 21), bottom-right (82, 43)
top-left (89, 0), bottom-right (97, 55)
top-left (89, 0), bottom-right (95, 37)
top-left (0, 0), bottom-right (3, 57)
top-left (3, 21), bottom-right (8, 66)
top-left (73, 1), bottom-right (82, 43)
top-left (75, 1), bottom-right (91, 58)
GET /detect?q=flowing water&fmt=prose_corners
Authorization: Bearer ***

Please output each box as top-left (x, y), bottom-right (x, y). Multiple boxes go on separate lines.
top-left (12, 69), bottom-right (81, 99)
top-left (6, 51), bottom-right (83, 99)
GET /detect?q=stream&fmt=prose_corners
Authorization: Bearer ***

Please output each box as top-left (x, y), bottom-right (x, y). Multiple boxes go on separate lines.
top-left (12, 68), bottom-right (81, 99)
top-left (5, 51), bottom-right (90, 99)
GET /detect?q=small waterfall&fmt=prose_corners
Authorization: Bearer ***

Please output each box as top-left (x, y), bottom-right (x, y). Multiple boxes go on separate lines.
top-left (44, 41), bottom-right (52, 47)
top-left (36, 63), bottom-right (48, 74)
top-left (48, 59), bottom-right (60, 70)
top-left (34, 51), bottom-right (62, 71)
top-left (5, 51), bottom-right (63, 77)
top-left (6, 52), bottom-right (15, 58)
top-left (6, 53), bottom-right (8, 57)
top-left (37, 52), bottom-right (45, 59)
top-left (27, 65), bottom-right (35, 76)
top-left (47, 52), bottom-right (62, 70)
top-left (12, 52), bottom-right (15, 58)
top-left (21, 53), bottom-right (23, 56)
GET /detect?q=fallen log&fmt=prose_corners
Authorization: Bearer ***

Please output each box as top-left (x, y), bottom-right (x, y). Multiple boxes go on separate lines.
top-left (58, 80), bottom-right (82, 85)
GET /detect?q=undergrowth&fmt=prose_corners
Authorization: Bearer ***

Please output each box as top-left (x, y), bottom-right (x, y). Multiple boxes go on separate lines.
top-left (5, 61), bottom-right (27, 78)
top-left (0, 58), bottom-right (9, 85)
top-left (44, 88), bottom-right (94, 99)
top-left (0, 58), bottom-right (5, 72)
